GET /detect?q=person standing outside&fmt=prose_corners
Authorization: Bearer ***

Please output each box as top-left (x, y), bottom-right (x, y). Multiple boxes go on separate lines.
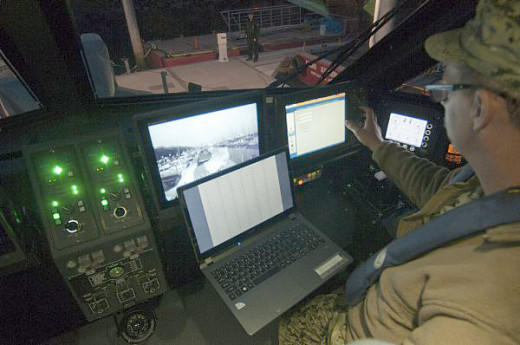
top-left (245, 11), bottom-right (260, 62)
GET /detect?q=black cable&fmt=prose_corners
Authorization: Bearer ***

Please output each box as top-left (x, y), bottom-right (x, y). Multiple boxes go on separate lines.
top-left (316, 0), bottom-right (425, 85)
top-left (267, 4), bottom-right (402, 88)
top-left (316, 6), bottom-right (401, 84)
top-left (267, 0), bottom-right (425, 89)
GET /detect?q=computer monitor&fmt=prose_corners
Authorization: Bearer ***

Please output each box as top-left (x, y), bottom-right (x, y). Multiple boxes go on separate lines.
top-left (285, 92), bottom-right (346, 159)
top-left (136, 91), bottom-right (264, 208)
top-left (274, 82), bottom-right (362, 175)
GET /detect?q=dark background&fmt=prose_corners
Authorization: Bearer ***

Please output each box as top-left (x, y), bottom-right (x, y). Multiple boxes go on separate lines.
top-left (71, 0), bottom-right (289, 63)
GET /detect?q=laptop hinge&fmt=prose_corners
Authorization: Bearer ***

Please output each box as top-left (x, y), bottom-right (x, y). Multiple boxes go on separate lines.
top-left (200, 257), bottom-right (214, 269)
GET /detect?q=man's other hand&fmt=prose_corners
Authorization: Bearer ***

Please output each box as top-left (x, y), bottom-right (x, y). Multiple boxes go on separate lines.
top-left (345, 106), bottom-right (384, 152)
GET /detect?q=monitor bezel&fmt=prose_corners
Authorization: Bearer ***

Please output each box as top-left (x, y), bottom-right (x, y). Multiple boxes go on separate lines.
top-left (135, 91), bottom-right (267, 210)
top-left (274, 82), bottom-right (362, 174)
top-left (177, 148), bottom-right (294, 263)
top-left (372, 94), bottom-right (446, 159)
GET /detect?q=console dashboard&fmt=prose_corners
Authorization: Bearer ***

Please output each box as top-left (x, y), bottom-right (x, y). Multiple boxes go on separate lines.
top-left (0, 85), bottom-right (451, 341)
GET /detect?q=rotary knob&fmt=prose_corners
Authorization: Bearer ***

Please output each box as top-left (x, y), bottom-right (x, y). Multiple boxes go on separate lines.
top-left (113, 206), bottom-right (127, 219)
top-left (65, 219), bottom-right (80, 233)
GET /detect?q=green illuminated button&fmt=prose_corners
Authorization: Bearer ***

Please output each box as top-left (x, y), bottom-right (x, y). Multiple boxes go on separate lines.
top-left (53, 166), bottom-right (63, 175)
top-left (52, 212), bottom-right (62, 225)
top-left (72, 185), bottom-right (79, 195)
top-left (109, 266), bottom-right (124, 278)
top-left (100, 188), bottom-right (106, 194)
top-left (51, 201), bottom-right (59, 207)
top-left (100, 155), bottom-right (110, 164)
top-left (101, 197), bottom-right (110, 211)
top-left (117, 173), bottom-right (124, 183)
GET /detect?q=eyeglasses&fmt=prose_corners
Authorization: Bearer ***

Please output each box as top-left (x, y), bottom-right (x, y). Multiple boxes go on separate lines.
top-left (424, 84), bottom-right (476, 103)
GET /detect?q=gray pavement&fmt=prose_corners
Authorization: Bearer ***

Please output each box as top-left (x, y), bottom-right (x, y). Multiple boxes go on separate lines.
top-left (115, 43), bottom-right (342, 94)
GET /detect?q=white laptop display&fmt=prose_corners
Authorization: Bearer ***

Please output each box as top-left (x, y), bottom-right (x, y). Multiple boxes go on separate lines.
top-left (178, 150), bottom-right (352, 335)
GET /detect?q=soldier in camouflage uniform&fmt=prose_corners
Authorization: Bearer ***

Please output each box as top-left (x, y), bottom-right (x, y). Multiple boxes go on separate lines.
top-left (245, 11), bottom-right (260, 62)
top-left (279, 0), bottom-right (520, 344)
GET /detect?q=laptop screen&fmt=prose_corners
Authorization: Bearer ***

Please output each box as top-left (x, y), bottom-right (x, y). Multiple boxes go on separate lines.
top-left (180, 151), bottom-right (293, 255)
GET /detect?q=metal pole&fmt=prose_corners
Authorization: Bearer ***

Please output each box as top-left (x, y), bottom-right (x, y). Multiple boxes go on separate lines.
top-left (123, 58), bottom-right (131, 74)
top-left (121, 0), bottom-right (146, 69)
top-left (228, 12), bottom-right (231, 32)
top-left (0, 97), bottom-right (10, 118)
top-left (370, 0), bottom-right (382, 47)
top-left (160, 71), bottom-right (168, 94)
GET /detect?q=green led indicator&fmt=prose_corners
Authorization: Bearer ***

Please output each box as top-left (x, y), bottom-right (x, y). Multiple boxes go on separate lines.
top-left (109, 266), bottom-right (124, 278)
top-left (53, 166), bottom-right (63, 175)
top-left (100, 155), bottom-right (109, 164)
top-left (72, 185), bottom-right (79, 195)
top-left (52, 213), bottom-right (61, 220)
top-left (100, 188), bottom-right (106, 194)
top-left (101, 199), bottom-right (109, 206)
top-left (117, 174), bottom-right (124, 183)
top-left (51, 201), bottom-right (59, 207)
top-left (13, 211), bottom-right (22, 224)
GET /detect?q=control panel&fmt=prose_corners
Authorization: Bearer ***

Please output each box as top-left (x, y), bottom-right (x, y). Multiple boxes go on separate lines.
top-left (30, 145), bottom-right (100, 249)
top-left (25, 134), bottom-right (166, 321)
top-left (0, 210), bottom-right (26, 273)
top-left (384, 112), bottom-right (437, 156)
top-left (80, 138), bottom-right (145, 233)
top-left (67, 234), bottom-right (162, 318)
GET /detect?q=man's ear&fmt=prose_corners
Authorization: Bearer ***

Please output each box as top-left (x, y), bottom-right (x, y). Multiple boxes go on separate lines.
top-left (471, 89), bottom-right (495, 131)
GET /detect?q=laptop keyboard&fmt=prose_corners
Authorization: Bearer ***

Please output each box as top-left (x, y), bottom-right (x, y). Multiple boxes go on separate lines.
top-left (210, 220), bottom-right (326, 300)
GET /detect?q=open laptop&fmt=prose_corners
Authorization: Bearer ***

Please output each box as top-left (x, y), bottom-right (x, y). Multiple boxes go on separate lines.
top-left (178, 149), bottom-right (352, 335)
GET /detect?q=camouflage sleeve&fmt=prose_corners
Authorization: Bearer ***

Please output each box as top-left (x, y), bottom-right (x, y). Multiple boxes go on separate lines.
top-left (401, 315), bottom-right (514, 345)
top-left (372, 142), bottom-right (458, 208)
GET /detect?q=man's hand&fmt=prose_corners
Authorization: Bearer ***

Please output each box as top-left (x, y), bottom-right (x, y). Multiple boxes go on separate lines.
top-left (345, 106), bottom-right (384, 152)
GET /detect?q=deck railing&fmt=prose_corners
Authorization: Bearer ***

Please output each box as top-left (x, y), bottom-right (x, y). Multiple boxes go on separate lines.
top-left (220, 5), bottom-right (305, 33)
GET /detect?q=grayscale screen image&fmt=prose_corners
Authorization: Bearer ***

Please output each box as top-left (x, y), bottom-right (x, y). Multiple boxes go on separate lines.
top-left (148, 102), bottom-right (259, 201)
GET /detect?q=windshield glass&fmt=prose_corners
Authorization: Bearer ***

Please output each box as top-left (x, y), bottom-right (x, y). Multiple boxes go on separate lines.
top-left (71, 0), bottom-right (423, 97)
top-left (0, 51), bottom-right (42, 117)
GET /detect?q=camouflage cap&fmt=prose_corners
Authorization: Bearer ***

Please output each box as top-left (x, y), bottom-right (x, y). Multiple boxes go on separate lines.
top-left (425, 0), bottom-right (520, 98)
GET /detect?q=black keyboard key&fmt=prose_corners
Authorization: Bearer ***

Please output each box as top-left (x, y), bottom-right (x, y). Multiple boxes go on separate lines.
top-left (252, 265), bottom-right (281, 286)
